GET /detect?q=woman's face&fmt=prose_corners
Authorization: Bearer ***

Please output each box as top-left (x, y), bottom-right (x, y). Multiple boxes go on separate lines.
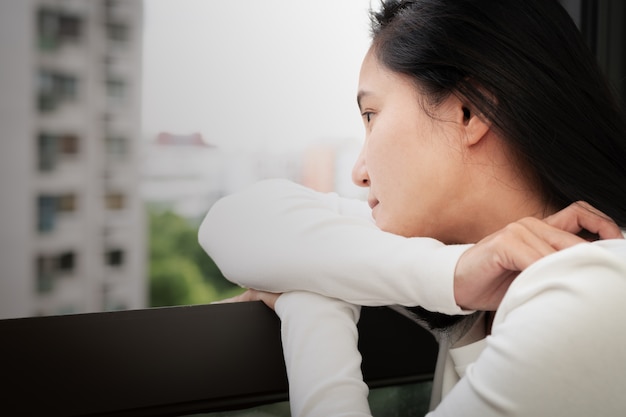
top-left (353, 49), bottom-right (472, 242)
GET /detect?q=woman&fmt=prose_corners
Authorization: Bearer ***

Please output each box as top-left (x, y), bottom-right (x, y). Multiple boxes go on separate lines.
top-left (200, 0), bottom-right (626, 415)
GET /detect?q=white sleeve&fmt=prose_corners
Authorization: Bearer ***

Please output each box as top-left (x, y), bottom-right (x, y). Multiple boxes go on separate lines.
top-left (428, 241), bottom-right (626, 417)
top-left (199, 179), bottom-right (472, 315)
top-left (275, 291), bottom-right (372, 417)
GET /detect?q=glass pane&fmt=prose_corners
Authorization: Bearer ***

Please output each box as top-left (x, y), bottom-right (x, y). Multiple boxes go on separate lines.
top-left (37, 9), bottom-right (58, 50)
top-left (38, 133), bottom-right (57, 171)
top-left (105, 249), bottom-right (124, 266)
top-left (189, 401), bottom-right (290, 417)
top-left (36, 255), bottom-right (55, 293)
top-left (57, 194), bottom-right (76, 212)
top-left (105, 192), bottom-right (125, 210)
top-left (368, 381), bottom-right (433, 417)
top-left (57, 252), bottom-right (76, 272)
top-left (59, 134), bottom-right (79, 155)
top-left (37, 195), bottom-right (56, 232)
top-left (187, 381), bottom-right (432, 417)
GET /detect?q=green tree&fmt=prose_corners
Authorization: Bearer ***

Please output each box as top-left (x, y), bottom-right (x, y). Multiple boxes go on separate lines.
top-left (150, 256), bottom-right (216, 306)
top-left (148, 207), bottom-right (242, 307)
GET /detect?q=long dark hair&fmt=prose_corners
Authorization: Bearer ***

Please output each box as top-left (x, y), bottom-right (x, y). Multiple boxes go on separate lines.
top-left (370, 0), bottom-right (626, 227)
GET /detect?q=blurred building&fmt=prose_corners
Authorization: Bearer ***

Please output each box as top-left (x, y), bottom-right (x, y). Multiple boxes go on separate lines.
top-left (141, 132), bottom-right (225, 220)
top-left (300, 139), bottom-right (367, 200)
top-left (141, 132), bottom-right (303, 221)
top-left (0, 0), bottom-right (145, 318)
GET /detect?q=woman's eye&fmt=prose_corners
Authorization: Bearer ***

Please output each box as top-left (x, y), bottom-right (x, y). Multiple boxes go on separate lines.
top-left (362, 112), bottom-right (373, 123)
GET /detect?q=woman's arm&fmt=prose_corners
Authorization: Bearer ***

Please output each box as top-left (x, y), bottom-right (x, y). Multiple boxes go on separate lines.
top-left (429, 241), bottom-right (626, 416)
top-left (275, 291), bottom-right (372, 417)
top-left (200, 180), bottom-right (623, 312)
top-left (199, 179), bottom-right (471, 315)
top-left (219, 204), bottom-right (625, 417)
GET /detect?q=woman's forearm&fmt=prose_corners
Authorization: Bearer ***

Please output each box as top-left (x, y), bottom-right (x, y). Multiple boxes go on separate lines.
top-left (199, 179), bottom-right (472, 314)
top-left (276, 291), bottom-right (372, 417)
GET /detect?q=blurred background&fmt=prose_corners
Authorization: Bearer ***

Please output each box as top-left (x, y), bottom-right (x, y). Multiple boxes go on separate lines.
top-left (0, 0), bottom-right (372, 319)
top-left (1, 0), bottom-right (624, 320)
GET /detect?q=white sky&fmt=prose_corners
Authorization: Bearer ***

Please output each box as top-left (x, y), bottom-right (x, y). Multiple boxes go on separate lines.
top-left (141, 0), bottom-right (373, 152)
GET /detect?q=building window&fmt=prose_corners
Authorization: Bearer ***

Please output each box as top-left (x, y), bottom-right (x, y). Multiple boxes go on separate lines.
top-left (105, 249), bottom-right (125, 267)
top-left (38, 195), bottom-right (57, 233)
top-left (57, 194), bottom-right (77, 213)
top-left (105, 192), bottom-right (125, 210)
top-left (36, 255), bottom-right (55, 293)
top-left (38, 134), bottom-right (57, 171)
top-left (38, 71), bottom-right (79, 112)
top-left (36, 251), bottom-right (77, 294)
top-left (37, 8), bottom-right (82, 51)
top-left (57, 75), bottom-right (77, 99)
top-left (59, 134), bottom-right (79, 154)
top-left (104, 300), bottom-right (129, 312)
top-left (37, 9), bottom-right (58, 50)
top-left (106, 136), bottom-right (128, 158)
top-left (106, 23), bottom-right (129, 44)
top-left (58, 252), bottom-right (76, 272)
top-left (57, 15), bottom-right (81, 41)
top-left (38, 133), bottom-right (79, 171)
top-left (37, 193), bottom-right (77, 233)
top-left (106, 79), bottom-right (126, 102)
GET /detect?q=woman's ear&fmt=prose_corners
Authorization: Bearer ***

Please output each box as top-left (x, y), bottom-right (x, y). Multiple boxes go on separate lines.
top-left (461, 105), bottom-right (491, 146)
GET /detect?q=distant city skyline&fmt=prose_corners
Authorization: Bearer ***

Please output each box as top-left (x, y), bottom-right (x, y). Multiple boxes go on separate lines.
top-left (141, 0), bottom-right (372, 152)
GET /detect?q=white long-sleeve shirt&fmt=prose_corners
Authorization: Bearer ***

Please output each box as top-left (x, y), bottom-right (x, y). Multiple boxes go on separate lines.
top-left (199, 179), bottom-right (626, 416)
top-left (200, 179), bottom-right (472, 314)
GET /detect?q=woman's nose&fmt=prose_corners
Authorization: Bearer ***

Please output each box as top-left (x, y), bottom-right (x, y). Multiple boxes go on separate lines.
top-left (351, 146), bottom-right (370, 187)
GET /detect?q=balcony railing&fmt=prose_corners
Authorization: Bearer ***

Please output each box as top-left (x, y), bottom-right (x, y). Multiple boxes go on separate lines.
top-left (0, 302), bottom-right (437, 416)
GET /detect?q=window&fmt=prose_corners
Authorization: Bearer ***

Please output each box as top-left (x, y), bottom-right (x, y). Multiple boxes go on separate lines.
top-left (58, 252), bottom-right (76, 273)
top-left (104, 0), bottom-right (120, 10)
top-left (105, 192), bottom-right (126, 210)
top-left (38, 134), bottom-right (57, 171)
top-left (106, 78), bottom-right (126, 101)
top-left (37, 8), bottom-right (82, 51)
top-left (57, 15), bottom-right (81, 41)
top-left (104, 300), bottom-right (129, 312)
top-left (37, 9), bottom-right (58, 50)
top-left (38, 71), bottom-right (79, 112)
top-left (59, 134), bottom-right (79, 155)
top-left (57, 75), bottom-right (77, 99)
top-left (36, 255), bottom-right (55, 293)
top-left (57, 194), bottom-right (77, 213)
top-left (36, 251), bottom-right (77, 294)
top-left (106, 136), bottom-right (128, 158)
top-left (37, 195), bottom-right (57, 233)
top-left (38, 133), bottom-right (79, 172)
top-left (106, 23), bottom-right (129, 43)
top-left (38, 72), bottom-right (57, 111)
top-left (37, 193), bottom-right (77, 233)
top-left (105, 249), bottom-right (124, 267)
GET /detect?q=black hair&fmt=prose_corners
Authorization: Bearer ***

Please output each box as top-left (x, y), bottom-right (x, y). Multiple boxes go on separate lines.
top-left (370, 0), bottom-right (626, 227)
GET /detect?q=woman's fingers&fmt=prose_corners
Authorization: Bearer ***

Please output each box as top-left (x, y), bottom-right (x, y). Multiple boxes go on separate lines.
top-left (543, 201), bottom-right (623, 240)
top-left (454, 201), bottom-right (621, 311)
top-left (514, 217), bottom-right (585, 255)
top-left (454, 221), bottom-right (557, 310)
top-left (214, 289), bottom-right (280, 311)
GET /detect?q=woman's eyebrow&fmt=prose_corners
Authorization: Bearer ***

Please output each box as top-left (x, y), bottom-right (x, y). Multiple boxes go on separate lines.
top-left (356, 90), bottom-right (372, 111)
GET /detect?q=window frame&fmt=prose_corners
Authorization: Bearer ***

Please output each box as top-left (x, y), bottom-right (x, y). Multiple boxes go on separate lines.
top-left (0, 303), bottom-right (437, 416)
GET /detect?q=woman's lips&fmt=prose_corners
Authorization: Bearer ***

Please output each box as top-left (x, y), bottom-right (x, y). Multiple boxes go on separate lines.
top-left (368, 197), bottom-right (379, 210)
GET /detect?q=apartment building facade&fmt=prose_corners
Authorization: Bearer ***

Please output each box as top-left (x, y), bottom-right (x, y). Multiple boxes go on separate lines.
top-left (0, 0), bottom-right (145, 318)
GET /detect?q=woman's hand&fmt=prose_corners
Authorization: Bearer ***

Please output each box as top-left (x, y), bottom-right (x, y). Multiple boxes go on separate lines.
top-left (216, 289), bottom-right (281, 311)
top-left (454, 201), bottom-right (623, 311)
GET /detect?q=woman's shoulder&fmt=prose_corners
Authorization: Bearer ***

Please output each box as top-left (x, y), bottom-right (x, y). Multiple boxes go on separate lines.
top-left (495, 238), bottom-right (626, 325)
top-left (467, 238), bottom-right (626, 417)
